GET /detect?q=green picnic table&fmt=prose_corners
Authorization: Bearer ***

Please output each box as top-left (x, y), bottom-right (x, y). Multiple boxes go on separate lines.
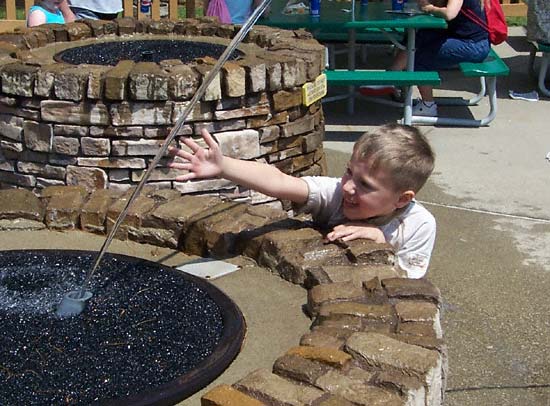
top-left (258, 0), bottom-right (447, 124)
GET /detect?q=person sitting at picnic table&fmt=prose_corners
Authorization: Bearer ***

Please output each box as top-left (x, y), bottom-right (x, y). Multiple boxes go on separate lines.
top-left (27, 0), bottom-right (66, 27)
top-left (361, 0), bottom-right (490, 117)
top-left (168, 124), bottom-right (437, 279)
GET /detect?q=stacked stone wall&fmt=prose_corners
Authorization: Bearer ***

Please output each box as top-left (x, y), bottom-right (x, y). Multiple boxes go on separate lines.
top-left (0, 17), bottom-right (327, 201)
top-left (0, 186), bottom-right (447, 405)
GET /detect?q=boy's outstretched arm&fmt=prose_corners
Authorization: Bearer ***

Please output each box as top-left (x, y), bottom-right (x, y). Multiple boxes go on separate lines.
top-left (168, 129), bottom-right (310, 204)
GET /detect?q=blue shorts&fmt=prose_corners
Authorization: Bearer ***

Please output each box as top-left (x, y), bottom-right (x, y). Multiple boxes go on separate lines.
top-left (413, 30), bottom-right (490, 71)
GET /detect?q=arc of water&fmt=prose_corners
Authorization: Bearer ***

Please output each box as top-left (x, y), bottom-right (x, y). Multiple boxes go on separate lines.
top-left (76, 0), bottom-right (273, 298)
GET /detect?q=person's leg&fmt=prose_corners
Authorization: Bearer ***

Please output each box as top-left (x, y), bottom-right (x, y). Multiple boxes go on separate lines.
top-left (418, 85), bottom-right (434, 102)
top-left (390, 49), bottom-right (408, 71)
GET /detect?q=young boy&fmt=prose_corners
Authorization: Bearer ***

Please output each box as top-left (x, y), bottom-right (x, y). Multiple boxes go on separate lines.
top-left (168, 124), bottom-right (436, 279)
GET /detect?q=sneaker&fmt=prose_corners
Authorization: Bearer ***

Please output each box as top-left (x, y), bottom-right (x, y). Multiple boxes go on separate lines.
top-left (359, 85), bottom-right (396, 97)
top-left (412, 99), bottom-right (438, 116)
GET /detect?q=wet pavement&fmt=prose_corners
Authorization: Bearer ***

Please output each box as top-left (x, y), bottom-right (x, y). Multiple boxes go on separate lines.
top-left (323, 26), bottom-right (550, 406)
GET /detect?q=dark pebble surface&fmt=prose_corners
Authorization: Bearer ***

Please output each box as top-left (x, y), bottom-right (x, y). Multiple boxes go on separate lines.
top-left (55, 40), bottom-right (244, 66)
top-left (0, 251), bottom-right (226, 405)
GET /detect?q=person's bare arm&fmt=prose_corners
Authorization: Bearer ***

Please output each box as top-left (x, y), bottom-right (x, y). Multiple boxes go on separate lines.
top-left (417, 0), bottom-right (463, 20)
top-left (168, 129), bottom-right (309, 204)
top-left (59, 0), bottom-right (77, 22)
top-left (27, 9), bottom-right (47, 27)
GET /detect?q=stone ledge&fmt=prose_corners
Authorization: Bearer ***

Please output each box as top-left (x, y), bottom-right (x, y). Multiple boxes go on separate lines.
top-left (0, 185), bottom-right (446, 405)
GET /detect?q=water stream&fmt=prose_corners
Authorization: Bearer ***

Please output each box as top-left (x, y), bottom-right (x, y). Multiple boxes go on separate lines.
top-left (72, 0), bottom-right (273, 301)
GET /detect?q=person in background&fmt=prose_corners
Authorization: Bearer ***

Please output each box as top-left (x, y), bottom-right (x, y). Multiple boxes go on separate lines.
top-left (168, 124), bottom-right (437, 279)
top-left (27, 0), bottom-right (66, 27)
top-left (60, 0), bottom-right (123, 22)
top-left (361, 0), bottom-right (490, 117)
top-left (204, 0), bottom-right (263, 24)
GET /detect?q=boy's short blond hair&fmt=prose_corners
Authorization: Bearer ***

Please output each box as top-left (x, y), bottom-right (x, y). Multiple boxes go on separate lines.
top-left (352, 124), bottom-right (435, 193)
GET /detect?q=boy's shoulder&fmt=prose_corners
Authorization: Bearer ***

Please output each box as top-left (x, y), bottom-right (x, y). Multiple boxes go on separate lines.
top-left (401, 200), bottom-right (436, 227)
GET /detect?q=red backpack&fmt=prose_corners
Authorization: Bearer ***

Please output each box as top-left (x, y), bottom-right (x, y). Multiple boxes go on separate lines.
top-left (461, 0), bottom-right (508, 45)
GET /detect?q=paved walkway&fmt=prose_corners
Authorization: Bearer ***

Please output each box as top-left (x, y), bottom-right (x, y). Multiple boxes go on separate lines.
top-left (323, 26), bottom-right (550, 406)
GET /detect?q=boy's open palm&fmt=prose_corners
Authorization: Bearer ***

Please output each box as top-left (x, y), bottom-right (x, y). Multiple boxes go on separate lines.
top-left (168, 129), bottom-right (223, 181)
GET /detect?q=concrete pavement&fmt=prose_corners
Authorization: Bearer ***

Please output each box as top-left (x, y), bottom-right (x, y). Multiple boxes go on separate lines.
top-left (323, 26), bottom-right (550, 405)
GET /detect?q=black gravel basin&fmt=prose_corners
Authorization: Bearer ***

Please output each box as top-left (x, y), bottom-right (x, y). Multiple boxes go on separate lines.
top-left (0, 250), bottom-right (245, 406)
top-left (54, 39), bottom-right (244, 65)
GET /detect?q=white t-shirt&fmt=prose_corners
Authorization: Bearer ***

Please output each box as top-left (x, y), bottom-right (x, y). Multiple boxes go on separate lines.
top-left (297, 176), bottom-right (436, 279)
top-left (69, 1), bottom-right (123, 14)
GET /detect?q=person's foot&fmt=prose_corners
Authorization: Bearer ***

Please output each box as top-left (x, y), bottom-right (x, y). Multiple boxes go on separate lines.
top-left (412, 99), bottom-right (438, 116)
top-left (359, 85), bottom-right (396, 97)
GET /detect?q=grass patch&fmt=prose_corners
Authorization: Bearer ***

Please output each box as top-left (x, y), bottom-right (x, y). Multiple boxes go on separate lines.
top-left (507, 16), bottom-right (527, 27)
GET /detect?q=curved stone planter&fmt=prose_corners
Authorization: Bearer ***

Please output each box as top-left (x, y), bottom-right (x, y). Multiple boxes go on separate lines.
top-left (0, 17), bottom-right (326, 200)
top-left (0, 186), bottom-right (447, 405)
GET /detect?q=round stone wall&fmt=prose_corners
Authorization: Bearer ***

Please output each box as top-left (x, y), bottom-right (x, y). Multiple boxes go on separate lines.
top-left (0, 17), bottom-right (327, 204)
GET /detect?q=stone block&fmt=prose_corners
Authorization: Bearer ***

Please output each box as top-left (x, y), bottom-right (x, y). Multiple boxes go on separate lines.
top-left (112, 139), bottom-right (163, 156)
top-left (345, 332), bottom-right (442, 406)
top-left (0, 139), bottom-right (23, 153)
top-left (66, 165), bottom-right (108, 191)
top-left (0, 113), bottom-right (23, 141)
top-left (285, 346), bottom-right (351, 369)
top-left (315, 369), bottom-right (403, 406)
top-left (52, 136), bottom-right (80, 156)
top-left (214, 104), bottom-right (271, 121)
top-left (172, 101), bottom-right (213, 123)
top-left (272, 89), bottom-right (303, 112)
top-left (194, 119), bottom-right (246, 135)
top-left (306, 265), bottom-right (400, 289)
top-left (193, 62), bottom-right (222, 101)
top-left (0, 188), bottom-right (44, 221)
top-left (373, 371), bottom-right (425, 406)
top-left (42, 185), bottom-right (88, 229)
top-left (110, 101), bottom-right (173, 126)
top-left (105, 60), bottom-right (135, 100)
top-left (222, 61), bottom-right (246, 97)
top-left (54, 67), bottom-right (89, 101)
top-left (41, 101), bottom-right (110, 125)
top-left (307, 281), bottom-right (365, 317)
top-left (318, 302), bottom-right (394, 326)
top-left (382, 279), bottom-right (441, 304)
top-left (80, 188), bottom-right (121, 232)
top-left (0, 218), bottom-right (46, 231)
top-left (1, 63), bottom-right (38, 97)
top-left (81, 137), bottom-right (110, 156)
top-left (299, 331), bottom-right (345, 350)
top-left (106, 195), bottom-right (155, 230)
top-left (273, 354), bottom-right (329, 386)
top-left (16, 161), bottom-right (65, 180)
top-left (235, 368), bottom-right (324, 406)
top-left (146, 195), bottom-right (221, 231)
top-left (129, 62), bottom-right (169, 100)
top-left (345, 239), bottom-right (395, 265)
top-left (23, 120), bottom-right (52, 152)
top-left (167, 63), bottom-right (200, 100)
top-left (86, 65), bottom-right (110, 99)
top-left (77, 157), bottom-right (146, 169)
top-left (173, 178), bottom-right (234, 194)
top-left (201, 384), bottom-right (265, 406)
top-left (0, 170), bottom-right (35, 187)
top-left (238, 57), bottom-right (266, 93)
top-left (54, 124), bottom-right (89, 137)
top-left (214, 129), bottom-right (260, 159)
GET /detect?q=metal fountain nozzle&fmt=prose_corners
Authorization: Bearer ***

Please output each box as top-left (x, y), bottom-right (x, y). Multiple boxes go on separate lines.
top-left (55, 290), bottom-right (93, 318)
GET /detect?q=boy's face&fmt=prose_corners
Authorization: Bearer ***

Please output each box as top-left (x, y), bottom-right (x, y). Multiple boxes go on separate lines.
top-left (340, 157), bottom-right (413, 220)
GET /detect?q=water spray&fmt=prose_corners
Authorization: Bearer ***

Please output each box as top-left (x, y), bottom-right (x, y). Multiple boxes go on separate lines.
top-left (55, 0), bottom-right (273, 318)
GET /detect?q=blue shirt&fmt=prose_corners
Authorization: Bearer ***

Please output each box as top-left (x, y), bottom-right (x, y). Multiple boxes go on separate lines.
top-left (226, 0), bottom-right (253, 24)
top-left (27, 5), bottom-right (65, 25)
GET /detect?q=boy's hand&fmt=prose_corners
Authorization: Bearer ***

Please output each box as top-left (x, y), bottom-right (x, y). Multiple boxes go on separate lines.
top-left (168, 129), bottom-right (223, 181)
top-left (326, 223), bottom-right (386, 244)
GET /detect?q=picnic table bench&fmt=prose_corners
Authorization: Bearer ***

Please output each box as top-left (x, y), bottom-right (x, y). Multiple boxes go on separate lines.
top-left (411, 48), bottom-right (510, 127)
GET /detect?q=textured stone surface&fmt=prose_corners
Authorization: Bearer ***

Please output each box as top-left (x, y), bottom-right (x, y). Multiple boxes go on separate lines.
top-left (42, 185), bottom-right (88, 229)
top-left (0, 188), bottom-right (43, 221)
top-left (235, 368), bottom-right (324, 406)
top-left (307, 281), bottom-right (365, 316)
top-left (201, 384), bottom-right (265, 406)
top-left (285, 346), bottom-right (352, 369)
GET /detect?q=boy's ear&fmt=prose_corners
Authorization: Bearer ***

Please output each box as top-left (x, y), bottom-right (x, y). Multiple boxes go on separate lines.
top-left (396, 190), bottom-right (415, 208)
